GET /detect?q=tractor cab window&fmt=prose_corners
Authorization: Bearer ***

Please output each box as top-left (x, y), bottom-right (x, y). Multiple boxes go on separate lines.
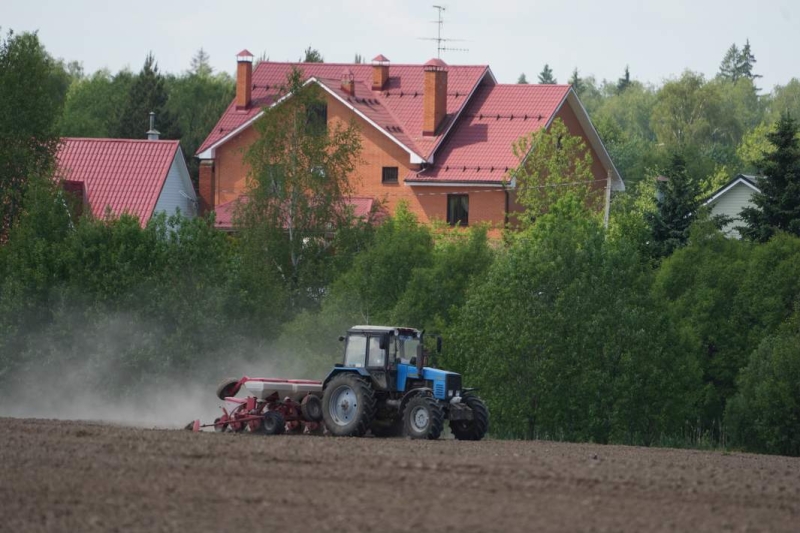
top-left (344, 334), bottom-right (367, 367)
top-left (367, 336), bottom-right (385, 368)
top-left (397, 335), bottom-right (420, 364)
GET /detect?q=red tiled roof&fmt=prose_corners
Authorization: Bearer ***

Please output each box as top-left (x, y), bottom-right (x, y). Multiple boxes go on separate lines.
top-left (197, 62), bottom-right (490, 159)
top-left (213, 195), bottom-right (382, 230)
top-left (409, 84), bottom-right (571, 183)
top-left (56, 138), bottom-right (179, 225)
top-left (371, 54), bottom-right (390, 63)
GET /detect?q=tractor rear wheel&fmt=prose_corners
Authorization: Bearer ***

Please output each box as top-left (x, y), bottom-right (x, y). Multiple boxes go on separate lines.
top-left (322, 374), bottom-right (376, 437)
top-left (262, 411), bottom-right (286, 435)
top-left (215, 377), bottom-right (241, 400)
top-left (403, 396), bottom-right (444, 440)
top-left (450, 393), bottom-right (489, 441)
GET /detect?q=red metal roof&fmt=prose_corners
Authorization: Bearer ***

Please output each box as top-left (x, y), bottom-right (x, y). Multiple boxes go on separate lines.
top-left (371, 54), bottom-right (390, 63)
top-left (409, 84), bottom-right (571, 183)
top-left (196, 61), bottom-right (489, 159)
top-left (56, 138), bottom-right (179, 225)
top-left (213, 195), bottom-right (383, 230)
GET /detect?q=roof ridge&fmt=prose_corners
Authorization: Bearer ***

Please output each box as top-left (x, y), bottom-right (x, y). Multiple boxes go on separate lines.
top-left (62, 137), bottom-right (180, 145)
top-left (257, 61), bottom-right (490, 68)
top-left (492, 83), bottom-right (573, 88)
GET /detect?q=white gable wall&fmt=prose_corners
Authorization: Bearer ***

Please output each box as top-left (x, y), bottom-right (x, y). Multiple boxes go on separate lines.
top-left (708, 182), bottom-right (757, 238)
top-left (154, 149), bottom-right (197, 218)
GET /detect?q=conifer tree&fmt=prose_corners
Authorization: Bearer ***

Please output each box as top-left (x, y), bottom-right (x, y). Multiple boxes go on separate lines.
top-left (719, 43), bottom-right (740, 81)
top-left (617, 65), bottom-right (631, 93)
top-left (646, 153), bottom-right (702, 258)
top-left (189, 47), bottom-right (212, 77)
top-left (569, 68), bottom-right (583, 94)
top-left (537, 64), bottom-right (556, 84)
top-left (740, 114), bottom-right (800, 241)
top-left (302, 47), bottom-right (324, 63)
top-left (737, 39), bottom-right (761, 84)
top-left (517, 73), bottom-right (528, 84)
top-left (113, 53), bottom-right (180, 140)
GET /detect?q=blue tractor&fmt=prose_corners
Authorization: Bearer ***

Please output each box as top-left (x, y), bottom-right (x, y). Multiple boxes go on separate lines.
top-left (321, 325), bottom-right (489, 440)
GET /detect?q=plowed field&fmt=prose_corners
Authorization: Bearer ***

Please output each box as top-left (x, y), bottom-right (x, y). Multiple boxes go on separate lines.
top-left (1, 418), bottom-right (799, 532)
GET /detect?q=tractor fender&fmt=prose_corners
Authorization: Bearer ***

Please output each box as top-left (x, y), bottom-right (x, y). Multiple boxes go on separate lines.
top-left (398, 387), bottom-right (434, 413)
top-left (322, 367), bottom-right (370, 388)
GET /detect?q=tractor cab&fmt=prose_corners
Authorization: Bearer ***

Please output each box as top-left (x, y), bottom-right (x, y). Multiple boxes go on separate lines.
top-left (339, 326), bottom-right (422, 391)
top-left (333, 325), bottom-right (459, 401)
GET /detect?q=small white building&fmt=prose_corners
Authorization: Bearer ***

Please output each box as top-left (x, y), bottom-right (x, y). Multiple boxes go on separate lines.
top-left (703, 174), bottom-right (761, 238)
top-left (56, 137), bottom-right (197, 225)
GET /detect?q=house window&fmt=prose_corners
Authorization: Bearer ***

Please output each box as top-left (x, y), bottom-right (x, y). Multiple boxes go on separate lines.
top-left (447, 194), bottom-right (469, 226)
top-left (307, 102), bottom-right (328, 134)
top-left (382, 167), bottom-right (399, 184)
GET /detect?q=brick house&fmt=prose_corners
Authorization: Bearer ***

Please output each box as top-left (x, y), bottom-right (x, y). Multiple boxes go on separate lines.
top-left (196, 51), bottom-right (624, 231)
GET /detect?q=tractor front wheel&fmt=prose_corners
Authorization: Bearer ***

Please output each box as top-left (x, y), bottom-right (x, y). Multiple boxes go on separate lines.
top-left (322, 374), bottom-right (376, 437)
top-left (450, 393), bottom-right (489, 441)
top-left (403, 396), bottom-right (444, 440)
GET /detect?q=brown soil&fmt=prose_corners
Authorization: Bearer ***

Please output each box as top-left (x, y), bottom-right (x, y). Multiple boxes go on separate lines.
top-left (1, 417), bottom-right (799, 532)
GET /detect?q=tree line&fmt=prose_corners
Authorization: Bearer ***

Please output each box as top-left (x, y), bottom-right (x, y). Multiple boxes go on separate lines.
top-left (2, 31), bottom-right (800, 456)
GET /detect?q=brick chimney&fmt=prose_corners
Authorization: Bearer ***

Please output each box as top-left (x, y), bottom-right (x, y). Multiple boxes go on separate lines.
top-left (198, 160), bottom-right (216, 215)
top-left (371, 54), bottom-right (390, 90)
top-left (236, 49), bottom-right (254, 110)
top-left (341, 68), bottom-right (355, 96)
top-left (423, 58), bottom-right (448, 136)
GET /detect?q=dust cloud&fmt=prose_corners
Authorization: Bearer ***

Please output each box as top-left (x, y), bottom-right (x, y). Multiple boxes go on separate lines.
top-left (0, 311), bottom-right (334, 429)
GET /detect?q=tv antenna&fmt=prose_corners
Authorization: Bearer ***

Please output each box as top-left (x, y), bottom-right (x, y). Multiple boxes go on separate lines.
top-left (419, 5), bottom-right (469, 58)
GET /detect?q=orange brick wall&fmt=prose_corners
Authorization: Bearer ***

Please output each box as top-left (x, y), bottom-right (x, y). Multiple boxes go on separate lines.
top-left (212, 92), bottom-right (508, 228)
top-left (555, 100), bottom-right (609, 193)
top-left (215, 125), bottom-right (258, 206)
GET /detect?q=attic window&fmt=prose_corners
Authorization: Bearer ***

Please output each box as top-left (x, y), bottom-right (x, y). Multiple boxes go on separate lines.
top-left (382, 167), bottom-right (399, 184)
top-left (307, 102), bottom-right (328, 134)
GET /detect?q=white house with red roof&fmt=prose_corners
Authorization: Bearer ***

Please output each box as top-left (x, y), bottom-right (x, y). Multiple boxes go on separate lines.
top-left (56, 138), bottom-right (197, 226)
top-left (196, 51), bottom-right (623, 231)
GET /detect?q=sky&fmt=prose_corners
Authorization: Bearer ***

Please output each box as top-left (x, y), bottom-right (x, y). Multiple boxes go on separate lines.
top-left (2, 0), bottom-right (798, 91)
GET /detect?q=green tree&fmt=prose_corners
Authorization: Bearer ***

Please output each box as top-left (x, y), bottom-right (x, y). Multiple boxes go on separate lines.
top-left (737, 39), bottom-right (760, 84)
top-left (718, 43), bottom-right (741, 81)
top-left (239, 67), bottom-right (362, 310)
top-left (0, 30), bottom-right (65, 243)
top-left (537, 64), bottom-right (556, 84)
top-left (354, 54), bottom-right (363, 64)
top-left (740, 114), bottom-right (800, 241)
top-left (726, 308), bottom-right (800, 456)
top-left (511, 118), bottom-right (599, 222)
top-left (569, 68), bottom-right (582, 95)
top-left (189, 47), bottom-right (213, 77)
top-left (768, 79), bottom-right (800, 123)
top-left (651, 71), bottom-right (725, 149)
top-left (112, 53), bottom-right (180, 140)
top-left (646, 153), bottom-right (704, 259)
top-left (517, 73), bottom-right (528, 84)
top-left (166, 53), bottom-right (234, 182)
top-left (302, 47), bottom-right (324, 63)
top-left (391, 226), bottom-right (493, 332)
top-left (328, 203), bottom-right (433, 324)
top-left (617, 65), bottom-right (631, 93)
top-left (59, 68), bottom-right (134, 137)
top-left (445, 195), bottom-right (698, 444)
